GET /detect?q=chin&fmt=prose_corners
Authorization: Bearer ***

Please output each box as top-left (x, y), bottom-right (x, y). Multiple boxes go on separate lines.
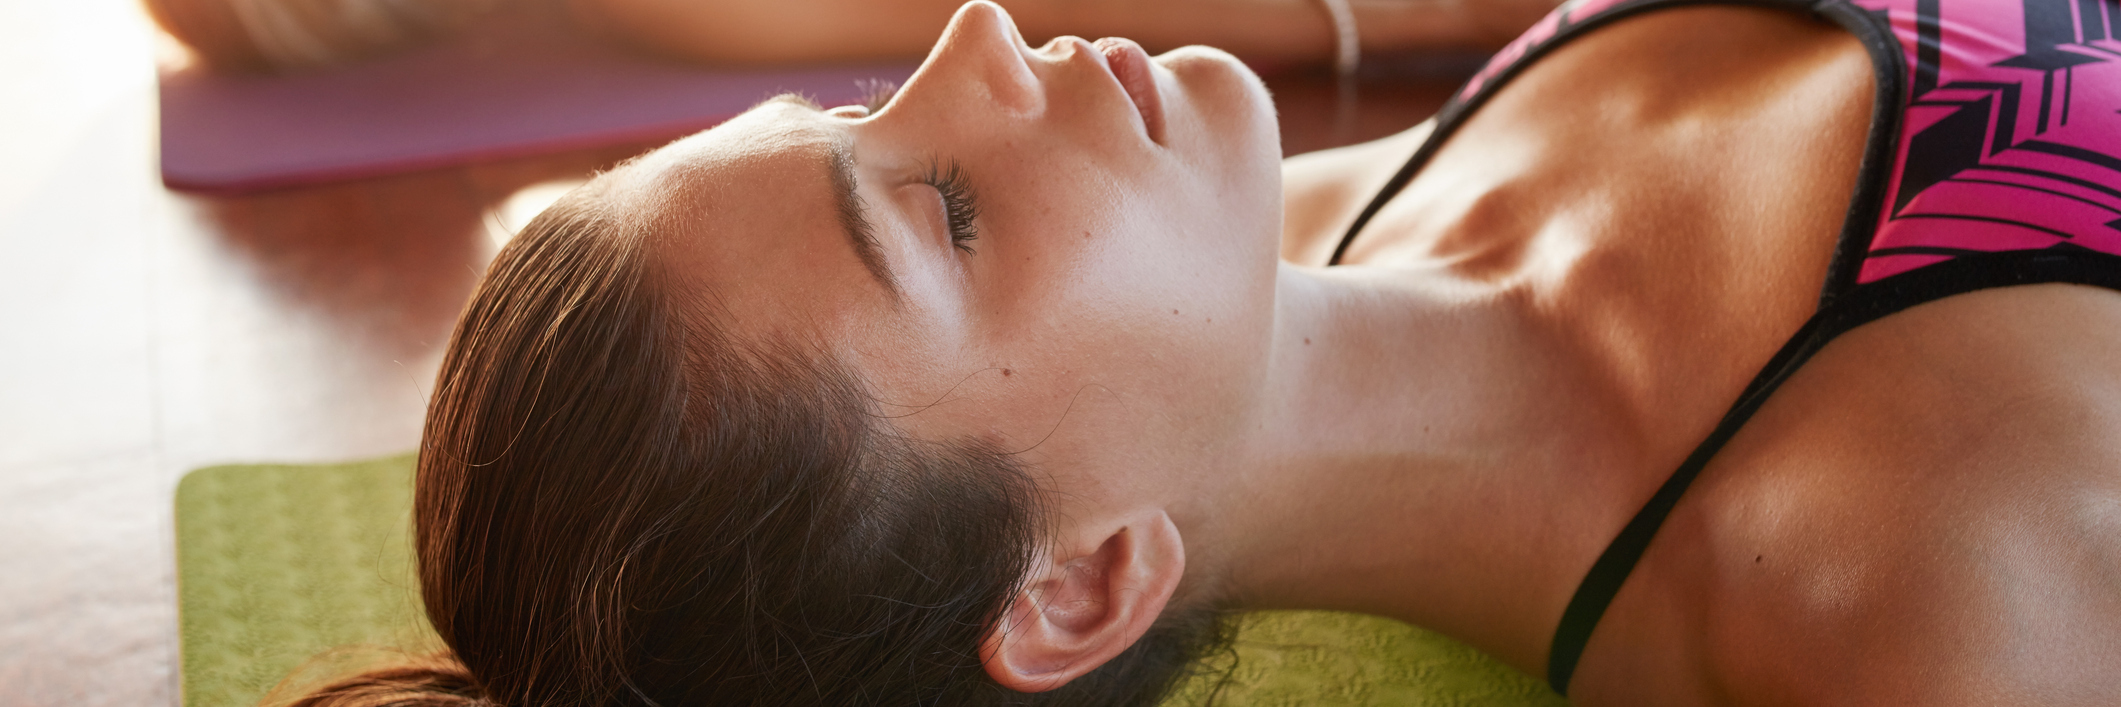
top-left (1156, 45), bottom-right (1281, 204)
top-left (1156, 45), bottom-right (1278, 148)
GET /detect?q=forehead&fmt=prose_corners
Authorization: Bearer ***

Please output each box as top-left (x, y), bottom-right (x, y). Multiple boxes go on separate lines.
top-left (612, 101), bottom-right (883, 341)
top-left (618, 100), bottom-right (835, 212)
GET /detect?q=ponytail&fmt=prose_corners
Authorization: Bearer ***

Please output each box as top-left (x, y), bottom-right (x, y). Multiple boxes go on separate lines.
top-left (282, 652), bottom-right (490, 707)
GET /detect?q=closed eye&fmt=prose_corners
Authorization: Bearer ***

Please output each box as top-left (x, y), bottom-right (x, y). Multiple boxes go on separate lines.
top-left (922, 159), bottom-right (981, 255)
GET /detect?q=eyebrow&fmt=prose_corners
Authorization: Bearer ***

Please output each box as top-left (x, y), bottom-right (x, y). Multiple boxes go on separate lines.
top-left (827, 139), bottom-right (900, 299)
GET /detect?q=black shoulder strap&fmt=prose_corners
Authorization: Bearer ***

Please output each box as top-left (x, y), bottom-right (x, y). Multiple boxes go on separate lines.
top-left (1548, 0), bottom-right (1909, 693)
top-left (1328, 0), bottom-right (1832, 267)
top-left (1545, 246), bottom-right (2121, 695)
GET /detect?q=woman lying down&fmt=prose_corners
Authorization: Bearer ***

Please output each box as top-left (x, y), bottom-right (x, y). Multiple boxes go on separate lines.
top-left (293, 0), bottom-right (2121, 704)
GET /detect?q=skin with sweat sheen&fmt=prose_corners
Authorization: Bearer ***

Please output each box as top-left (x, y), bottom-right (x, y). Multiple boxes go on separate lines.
top-left (537, 2), bottom-right (2121, 702)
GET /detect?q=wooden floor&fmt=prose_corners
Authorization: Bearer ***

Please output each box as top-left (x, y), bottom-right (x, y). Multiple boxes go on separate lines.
top-left (0, 1), bottom-right (1461, 703)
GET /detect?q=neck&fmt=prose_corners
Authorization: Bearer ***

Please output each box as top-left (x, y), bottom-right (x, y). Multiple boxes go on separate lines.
top-left (1191, 262), bottom-right (1638, 674)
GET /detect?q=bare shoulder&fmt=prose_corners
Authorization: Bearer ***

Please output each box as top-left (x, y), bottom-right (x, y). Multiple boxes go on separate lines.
top-left (1585, 284), bottom-right (2121, 706)
top-left (1276, 120), bottom-right (1434, 266)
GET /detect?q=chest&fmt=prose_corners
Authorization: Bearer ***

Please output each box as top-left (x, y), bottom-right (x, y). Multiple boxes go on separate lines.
top-left (1337, 6), bottom-right (1879, 446)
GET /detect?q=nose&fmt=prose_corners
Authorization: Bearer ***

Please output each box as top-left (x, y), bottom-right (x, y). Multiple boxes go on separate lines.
top-left (921, 1), bottom-right (1043, 112)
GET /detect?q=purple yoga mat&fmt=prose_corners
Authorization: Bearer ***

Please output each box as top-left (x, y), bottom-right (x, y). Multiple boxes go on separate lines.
top-left (158, 5), bottom-right (917, 192)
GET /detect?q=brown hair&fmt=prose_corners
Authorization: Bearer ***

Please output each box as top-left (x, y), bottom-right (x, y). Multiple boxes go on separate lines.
top-left (285, 181), bottom-right (1230, 706)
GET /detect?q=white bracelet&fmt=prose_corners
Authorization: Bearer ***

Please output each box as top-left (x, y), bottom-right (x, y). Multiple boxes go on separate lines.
top-left (1315, 0), bottom-right (1359, 80)
top-left (1314, 0), bottom-right (1360, 139)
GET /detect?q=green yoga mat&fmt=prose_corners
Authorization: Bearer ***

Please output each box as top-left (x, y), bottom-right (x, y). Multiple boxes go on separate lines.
top-left (175, 454), bottom-right (1564, 706)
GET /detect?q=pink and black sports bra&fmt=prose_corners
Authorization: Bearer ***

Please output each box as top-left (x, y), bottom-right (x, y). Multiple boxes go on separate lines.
top-left (1327, 0), bottom-right (2121, 694)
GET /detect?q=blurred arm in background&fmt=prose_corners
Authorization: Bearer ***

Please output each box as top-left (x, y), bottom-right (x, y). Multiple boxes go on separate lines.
top-left (573, 0), bottom-right (1557, 65)
top-left (145, 0), bottom-right (1559, 74)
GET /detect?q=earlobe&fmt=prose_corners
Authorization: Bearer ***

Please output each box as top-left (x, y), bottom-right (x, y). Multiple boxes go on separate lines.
top-left (981, 511), bottom-right (1185, 692)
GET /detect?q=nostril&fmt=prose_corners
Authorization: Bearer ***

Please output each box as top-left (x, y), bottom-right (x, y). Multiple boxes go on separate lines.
top-left (1036, 35), bottom-right (1102, 65)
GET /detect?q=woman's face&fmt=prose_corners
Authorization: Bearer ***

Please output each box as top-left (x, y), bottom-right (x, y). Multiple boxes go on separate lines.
top-left (617, 1), bottom-right (1283, 513)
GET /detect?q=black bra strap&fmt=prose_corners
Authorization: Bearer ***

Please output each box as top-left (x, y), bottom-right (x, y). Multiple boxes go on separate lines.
top-left (1328, 130), bottom-right (1436, 266)
top-left (1326, 0), bottom-right (1835, 268)
top-left (1544, 246), bottom-right (2121, 695)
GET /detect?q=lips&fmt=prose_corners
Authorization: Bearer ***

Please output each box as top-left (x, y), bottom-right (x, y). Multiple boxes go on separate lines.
top-left (1095, 37), bottom-right (1165, 144)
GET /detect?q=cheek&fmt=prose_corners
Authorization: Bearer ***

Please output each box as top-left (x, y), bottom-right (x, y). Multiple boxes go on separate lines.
top-left (986, 192), bottom-right (1272, 406)
top-left (982, 146), bottom-right (1277, 356)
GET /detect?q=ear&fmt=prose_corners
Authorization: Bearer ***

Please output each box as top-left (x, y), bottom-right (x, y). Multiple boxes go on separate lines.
top-left (980, 511), bottom-right (1185, 692)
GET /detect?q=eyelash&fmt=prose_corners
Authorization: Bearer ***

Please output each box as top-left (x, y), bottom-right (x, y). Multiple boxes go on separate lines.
top-left (922, 159), bottom-right (981, 255)
top-left (851, 82), bottom-right (978, 256)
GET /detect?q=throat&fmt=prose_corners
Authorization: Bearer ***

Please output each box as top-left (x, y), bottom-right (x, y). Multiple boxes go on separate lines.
top-left (1209, 264), bottom-right (1637, 675)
